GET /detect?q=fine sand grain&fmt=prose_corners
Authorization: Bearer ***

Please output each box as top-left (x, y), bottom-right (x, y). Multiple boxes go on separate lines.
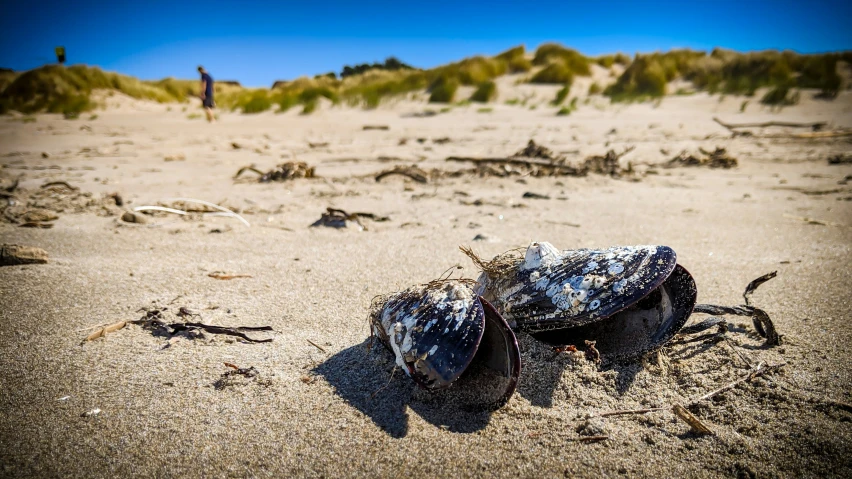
top-left (1, 88), bottom-right (851, 478)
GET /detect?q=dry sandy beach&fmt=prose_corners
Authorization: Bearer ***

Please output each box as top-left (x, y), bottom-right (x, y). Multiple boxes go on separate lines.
top-left (1, 81), bottom-right (851, 477)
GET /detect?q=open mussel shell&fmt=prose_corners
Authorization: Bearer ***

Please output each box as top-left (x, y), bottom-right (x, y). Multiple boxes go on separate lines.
top-left (439, 297), bottom-right (521, 410)
top-left (531, 264), bottom-right (697, 360)
top-left (478, 242), bottom-right (678, 332)
top-left (370, 281), bottom-right (521, 410)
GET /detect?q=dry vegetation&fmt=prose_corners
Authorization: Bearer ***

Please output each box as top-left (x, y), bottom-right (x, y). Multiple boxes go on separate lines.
top-left (0, 45), bottom-right (849, 115)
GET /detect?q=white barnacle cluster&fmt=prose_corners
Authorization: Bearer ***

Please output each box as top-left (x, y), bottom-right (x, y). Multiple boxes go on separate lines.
top-left (426, 282), bottom-right (475, 335)
top-left (375, 282), bottom-right (476, 376)
top-left (521, 241), bottom-right (560, 271)
top-left (379, 301), bottom-right (419, 375)
top-left (546, 272), bottom-right (608, 313)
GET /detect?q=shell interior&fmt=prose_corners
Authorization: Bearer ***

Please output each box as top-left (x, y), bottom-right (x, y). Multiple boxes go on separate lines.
top-left (531, 264), bottom-right (697, 360)
top-left (436, 297), bottom-right (521, 410)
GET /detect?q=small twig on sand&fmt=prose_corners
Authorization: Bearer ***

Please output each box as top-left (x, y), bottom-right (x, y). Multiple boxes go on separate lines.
top-left (576, 436), bottom-right (609, 443)
top-left (306, 339), bottom-right (327, 353)
top-left (690, 362), bottom-right (785, 404)
top-left (783, 214), bottom-right (843, 227)
top-left (133, 206), bottom-right (188, 215)
top-left (672, 404), bottom-right (714, 435)
top-left (82, 320), bottom-right (127, 343)
top-left (597, 407), bottom-right (666, 418)
top-left (208, 272), bottom-right (252, 280)
top-left (165, 197), bottom-right (250, 227)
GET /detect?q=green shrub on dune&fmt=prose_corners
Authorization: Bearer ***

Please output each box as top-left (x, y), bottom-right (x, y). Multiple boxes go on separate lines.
top-left (429, 76), bottom-right (458, 103)
top-left (552, 84), bottom-right (570, 105)
top-left (470, 80), bottom-right (497, 102)
top-left (595, 53), bottom-right (631, 68)
top-left (530, 63), bottom-right (575, 84)
top-left (435, 56), bottom-right (507, 86)
top-left (0, 47), bottom-right (847, 115)
top-left (241, 90), bottom-right (272, 114)
top-left (760, 86), bottom-right (800, 106)
top-left (533, 44), bottom-right (591, 76)
top-left (340, 70), bottom-right (429, 108)
top-left (495, 45), bottom-right (532, 73)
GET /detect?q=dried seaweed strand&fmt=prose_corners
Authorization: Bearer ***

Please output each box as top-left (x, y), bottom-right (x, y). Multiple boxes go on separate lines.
top-left (169, 322), bottom-right (273, 343)
top-left (692, 271), bottom-right (780, 345)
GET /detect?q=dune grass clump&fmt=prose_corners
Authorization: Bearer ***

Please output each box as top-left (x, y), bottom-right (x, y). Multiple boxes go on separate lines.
top-left (429, 76), bottom-right (458, 103)
top-left (301, 100), bottom-right (318, 115)
top-left (340, 57), bottom-right (414, 78)
top-left (604, 54), bottom-right (670, 101)
top-left (795, 54), bottom-right (842, 98)
top-left (595, 53), bottom-right (631, 68)
top-left (148, 78), bottom-right (196, 102)
top-left (435, 56), bottom-right (508, 86)
top-left (552, 84), bottom-right (570, 105)
top-left (241, 91), bottom-right (272, 114)
top-left (530, 63), bottom-right (575, 84)
top-left (0, 64), bottom-right (180, 113)
top-left (588, 82), bottom-right (602, 95)
top-left (532, 44), bottom-right (591, 76)
top-left (760, 86), bottom-right (799, 106)
top-left (495, 45), bottom-right (532, 73)
top-left (470, 80), bottom-right (497, 102)
top-left (340, 70), bottom-right (428, 108)
top-left (274, 92), bottom-right (299, 112)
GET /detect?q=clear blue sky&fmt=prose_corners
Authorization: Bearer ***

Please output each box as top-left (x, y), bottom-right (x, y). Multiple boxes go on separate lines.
top-left (1, 0), bottom-right (850, 87)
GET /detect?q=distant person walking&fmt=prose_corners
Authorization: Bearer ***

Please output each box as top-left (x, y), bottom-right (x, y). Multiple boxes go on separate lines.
top-left (198, 66), bottom-right (215, 122)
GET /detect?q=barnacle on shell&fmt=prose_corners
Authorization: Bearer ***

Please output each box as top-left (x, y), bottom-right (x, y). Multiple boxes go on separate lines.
top-left (467, 241), bottom-right (697, 359)
top-left (369, 280), bottom-right (520, 410)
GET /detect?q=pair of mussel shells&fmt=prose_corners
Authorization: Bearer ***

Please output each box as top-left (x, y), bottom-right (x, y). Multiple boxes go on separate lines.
top-left (369, 242), bottom-right (697, 410)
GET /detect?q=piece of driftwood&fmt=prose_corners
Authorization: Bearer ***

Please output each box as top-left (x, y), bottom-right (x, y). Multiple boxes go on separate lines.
top-left (0, 244), bottom-right (48, 266)
top-left (828, 154), bottom-right (852, 165)
top-left (375, 165), bottom-right (430, 183)
top-left (713, 117), bottom-right (828, 131)
top-left (447, 156), bottom-right (583, 172)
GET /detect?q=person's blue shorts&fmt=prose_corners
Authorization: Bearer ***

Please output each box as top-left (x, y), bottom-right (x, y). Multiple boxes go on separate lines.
top-left (202, 96), bottom-right (215, 108)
